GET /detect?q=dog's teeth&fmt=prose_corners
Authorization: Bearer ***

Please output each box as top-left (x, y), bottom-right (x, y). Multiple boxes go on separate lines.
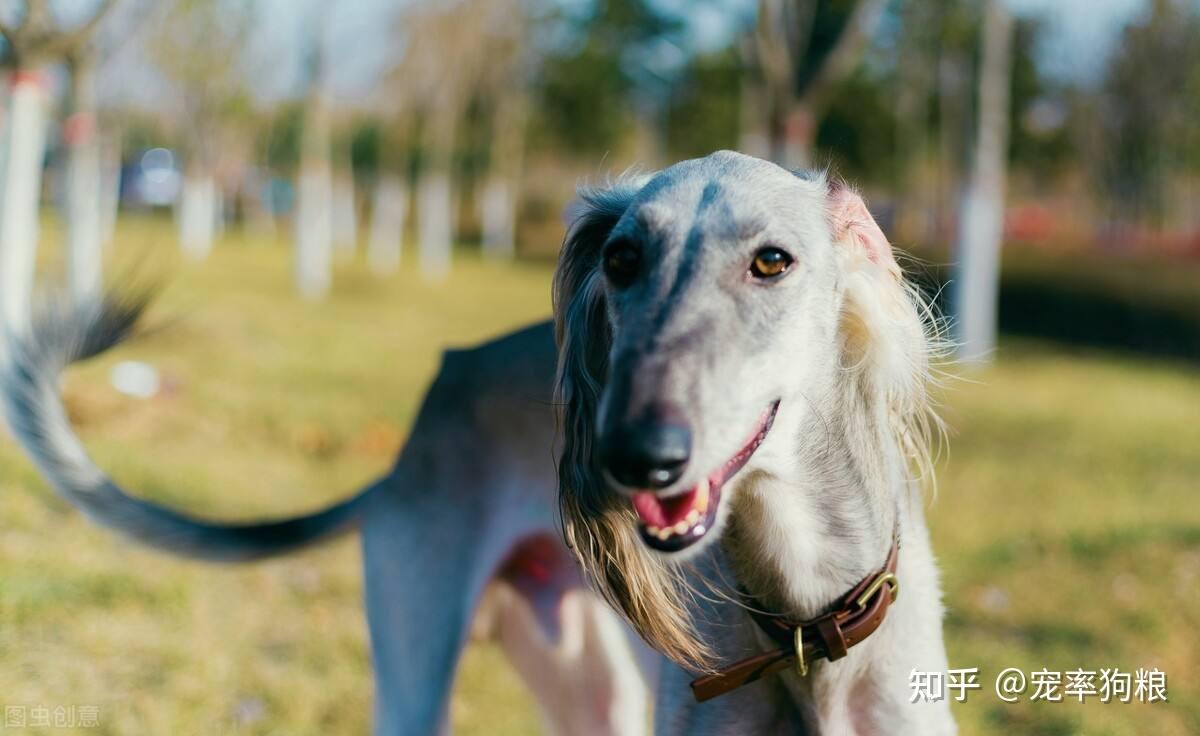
top-left (685, 509), bottom-right (700, 525)
top-left (656, 527), bottom-right (673, 541)
top-left (646, 526), bottom-right (661, 536)
top-left (673, 521), bottom-right (690, 535)
top-left (695, 478), bottom-right (710, 514)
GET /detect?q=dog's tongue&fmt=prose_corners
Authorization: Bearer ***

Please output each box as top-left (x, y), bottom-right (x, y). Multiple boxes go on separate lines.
top-left (632, 486), bottom-right (699, 528)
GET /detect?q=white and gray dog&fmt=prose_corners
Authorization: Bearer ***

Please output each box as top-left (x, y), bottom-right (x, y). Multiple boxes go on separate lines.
top-left (2, 150), bottom-right (954, 735)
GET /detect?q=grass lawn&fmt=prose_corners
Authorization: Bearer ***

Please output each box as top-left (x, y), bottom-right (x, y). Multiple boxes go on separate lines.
top-left (0, 219), bottom-right (1196, 735)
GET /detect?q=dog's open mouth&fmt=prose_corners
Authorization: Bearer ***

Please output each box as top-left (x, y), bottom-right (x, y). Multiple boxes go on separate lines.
top-left (631, 401), bottom-right (779, 552)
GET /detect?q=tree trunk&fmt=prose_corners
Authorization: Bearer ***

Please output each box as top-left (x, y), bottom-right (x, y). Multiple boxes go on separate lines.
top-left (294, 49), bottom-right (333, 300)
top-left (738, 36), bottom-right (769, 159)
top-left (479, 175), bottom-right (515, 259)
top-left (771, 101), bottom-right (815, 169)
top-left (64, 56), bottom-right (102, 304)
top-left (755, 0), bottom-right (887, 169)
top-left (177, 169), bottom-right (216, 261)
top-left (417, 95), bottom-right (459, 281)
top-left (332, 172), bottom-right (358, 260)
top-left (295, 163), bottom-right (332, 299)
top-left (416, 169), bottom-right (452, 281)
top-left (98, 137), bottom-right (121, 249)
top-left (367, 174), bottom-right (406, 275)
top-left (952, 0), bottom-right (1014, 364)
top-left (479, 94), bottom-right (526, 260)
top-left (893, 0), bottom-right (936, 244)
top-left (0, 69), bottom-right (49, 333)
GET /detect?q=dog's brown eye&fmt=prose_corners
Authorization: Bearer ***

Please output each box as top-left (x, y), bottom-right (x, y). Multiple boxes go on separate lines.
top-left (603, 241), bottom-right (641, 288)
top-left (750, 247), bottom-right (793, 279)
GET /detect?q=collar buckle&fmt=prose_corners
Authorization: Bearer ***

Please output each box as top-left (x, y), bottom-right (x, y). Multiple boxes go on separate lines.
top-left (854, 571), bottom-right (899, 610)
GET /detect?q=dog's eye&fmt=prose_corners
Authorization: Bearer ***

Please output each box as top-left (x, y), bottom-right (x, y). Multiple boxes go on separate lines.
top-left (750, 247), bottom-right (793, 279)
top-left (603, 241), bottom-right (641, 288)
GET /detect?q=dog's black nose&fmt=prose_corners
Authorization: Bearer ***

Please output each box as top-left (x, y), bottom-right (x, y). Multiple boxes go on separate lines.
top-left (600, 406), bottom-right (692, 489)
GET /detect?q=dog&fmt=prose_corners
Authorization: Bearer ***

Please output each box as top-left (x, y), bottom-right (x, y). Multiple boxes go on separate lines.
top-left (3, 150), bottom-right (953, 735)
top-left (553, 151), bottom-right (956, 734)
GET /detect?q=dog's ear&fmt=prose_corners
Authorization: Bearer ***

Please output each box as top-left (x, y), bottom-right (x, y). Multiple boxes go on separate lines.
top-left (826, 182), bottom-right (901, 279)
top-left (553, 181), bottom-right (642, 510)
top-left (825, 179), bottom-right (947, 490)
top-left (552, 180), bottom-right (717, 674)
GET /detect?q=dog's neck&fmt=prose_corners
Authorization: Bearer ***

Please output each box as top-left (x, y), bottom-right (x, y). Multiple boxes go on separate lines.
top-left (725, 373), bottom-right (904, 621)
top-left (711, 366), bottom-right (931, 731)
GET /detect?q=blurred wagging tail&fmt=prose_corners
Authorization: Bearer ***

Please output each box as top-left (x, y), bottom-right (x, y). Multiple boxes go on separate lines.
top-left (3, 150), bottom-right (953, 735)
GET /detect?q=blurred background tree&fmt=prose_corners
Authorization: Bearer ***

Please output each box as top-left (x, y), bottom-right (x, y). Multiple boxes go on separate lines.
top-left (0, 0), bottom-right (115, 329)
top-left (146, 0), bottom-right (255, 262)
top-left (1095, 0), bottom-right (1200, 224)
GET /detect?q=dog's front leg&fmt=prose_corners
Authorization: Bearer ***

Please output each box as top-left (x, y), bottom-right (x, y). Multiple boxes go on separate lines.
top-left (360, 475), bottom-right (507, 736)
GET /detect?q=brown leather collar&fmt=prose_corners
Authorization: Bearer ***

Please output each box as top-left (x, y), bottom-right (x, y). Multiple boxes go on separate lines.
top-left (690, 538), bottom-right (900, 702)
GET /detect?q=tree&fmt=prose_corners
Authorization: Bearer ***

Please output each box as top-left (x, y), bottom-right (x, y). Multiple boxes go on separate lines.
top-left (1095, 0), bottom-right (1200, 223)
top-left (951, 0), bottom-right (1014, 363)
top-left (62, 48), bottom-right (103, 304)
top-left (147, 0), bottom-right (254, 262)
top-left (532, 0), bottom-right (684, 157)
top-left (391, 0), bottom-right (500, 279)
top-left (358, 115), bottom-right (411, 277)
top-left (294, 13), bottom-right (332, 300)
top-left (749, 0), bottom-right (888, 167)
top-left (0, 0), bottom-right (115, 331)
top-left (664, 47), bottom-right (742, 161)
top-left (475, 0), bottom-right (530, 260)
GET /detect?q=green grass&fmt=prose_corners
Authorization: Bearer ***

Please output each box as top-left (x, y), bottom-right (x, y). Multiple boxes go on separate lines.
top-left (0, 219), bottom-right (1196, 734)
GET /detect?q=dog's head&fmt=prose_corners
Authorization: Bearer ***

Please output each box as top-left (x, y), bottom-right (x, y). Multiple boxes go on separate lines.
top-left (554, 151), bottom-right (938, 670)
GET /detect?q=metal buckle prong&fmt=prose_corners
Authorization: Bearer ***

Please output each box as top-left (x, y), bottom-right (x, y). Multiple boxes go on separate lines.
top-left (793, 626), bottom-right (808, 677)
top-left (854, 571), bottom-right (899, 610)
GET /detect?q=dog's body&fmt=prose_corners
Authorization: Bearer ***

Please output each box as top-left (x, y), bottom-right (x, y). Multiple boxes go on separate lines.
top-left (2, 314), bottom-right (653, 735)
top-left (4, 151), bottom-right (955, 735)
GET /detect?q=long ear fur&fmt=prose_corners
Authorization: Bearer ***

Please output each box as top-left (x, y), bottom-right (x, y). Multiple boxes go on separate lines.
top-left (553, 180), bottom-right (717, 673)
top-left (826, 178), bottom-right (949, 488)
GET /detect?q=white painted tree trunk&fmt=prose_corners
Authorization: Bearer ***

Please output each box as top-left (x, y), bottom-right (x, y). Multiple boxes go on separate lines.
top-left (177, 171), bottom-right (216, 261)
top-left (367, 174), bottom-right (406, 275)
top-left (295, 36), bottom-right (333, 300)
top-left (332, 173), bottom-right (357, 259)
top-left (0, 71), bottom-right (48, 333)
top-left (98, 139), bottom-right (121, 250)
top-left (295, 164), bottom-right (333, 300)
top-left (0, 94), bottom-right (7, 220)
top-left (416, 170), bottom-right (452, 281)
top-left (479, 175), bottom-right (515, 259)
top-left (65, 117), bottom-right (102, 303)
top-left (64, 60), bottom-right (102, 305)
top-left (952, 0), bottom-right (1014, 364)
